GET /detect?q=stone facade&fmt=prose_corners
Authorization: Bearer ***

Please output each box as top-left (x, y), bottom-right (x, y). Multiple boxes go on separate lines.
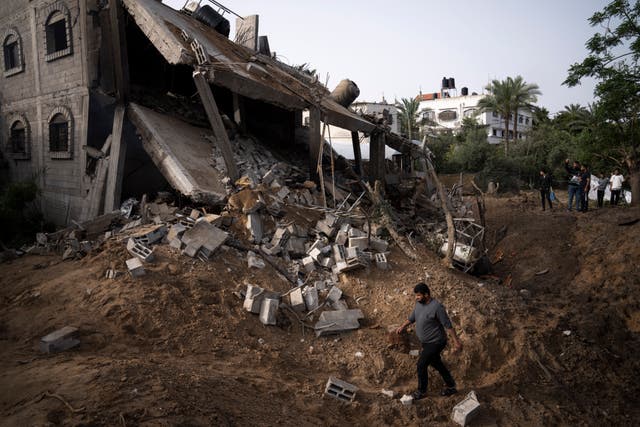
top-left (0, 0), bottom-right (102, 224)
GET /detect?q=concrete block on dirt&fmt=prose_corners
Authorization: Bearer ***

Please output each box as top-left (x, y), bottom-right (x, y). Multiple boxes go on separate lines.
top-left (271, 227), bottom-right (290, 248)
top-left (247, 251), bottom-right (266, 269)
top-left (169, 238), bottom-right (183, 250)
top-left (319, 309), bottom-right (363, 323)
top-left (286, 237), bottom-right (307, 257)
top-left (246, 212), bottom-right (263, 243)
top-left (375, 253), bottom-right (388, 269)
top-left (326, 286), bottom-right (343, 303)
top-left (335, 230), bottom-right (348, 246)
top-left (259, 297), bottom-right (279, 325)
top-left (126, 257), bottom-right (145, 277)
top-left (302, 256), bottom-right (315, 273)
top-left (289, 287), bottom-right (306, 312)
top-left (40, 326), bottom-right (79, 353)
top-left (324, 377), bottom-right (358, 403)
top-left (370, 237), bottom-right (388, 253)
top-left (333, 244), bottom-right (346, 263)
top-left (134, 225), bottom-right (167, 245)
top-left (167, 223), bottom-right (187, 242)
top-left (349, 236), bottom-right (368, 250)
top-left (320, 256), bottom-right (334, 269)
top-left (181, 222), bottom-right (228, 258)
top-left (314, 316), bottom-right (360, 336)
top-left (244, 284), bottom-right (265, 314)
top-left (400, 394), bottom-right (413, 406)
top-left (303, 285), bottom-right (319, 311)
top-left (452, 391), bottom-right (481, 426)
top-left (127, 238), bottom-right (154, 262)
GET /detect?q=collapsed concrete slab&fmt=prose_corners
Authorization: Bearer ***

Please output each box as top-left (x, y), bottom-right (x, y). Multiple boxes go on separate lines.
top-left (128, 103), bottom-right (227, 205)
top-left (180, 221), bottom-right (228, 259)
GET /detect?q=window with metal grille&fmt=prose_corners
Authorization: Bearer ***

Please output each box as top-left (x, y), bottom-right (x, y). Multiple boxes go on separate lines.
top-left (10, 121), bottom-right (26, 154)
top-left (49, 114), bottom-right (69, 152)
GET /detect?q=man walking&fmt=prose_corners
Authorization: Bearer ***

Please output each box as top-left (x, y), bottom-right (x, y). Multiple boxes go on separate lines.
top-left (539, 169), bottom-right (553, 211)
top-left (580, 165), bottom-right (591, 212)
top-left (596, 173), bottom-right (608, 208)
top-left (396, 283), bottom-right (462, 400)
top-left (610, 169), bottom-right (625, 206)
top-left (564, 159), bottom-right (582, 211)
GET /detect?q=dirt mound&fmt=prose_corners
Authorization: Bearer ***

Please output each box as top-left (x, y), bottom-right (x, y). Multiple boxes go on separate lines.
top-left (1, 192), bottom-right (639, 426)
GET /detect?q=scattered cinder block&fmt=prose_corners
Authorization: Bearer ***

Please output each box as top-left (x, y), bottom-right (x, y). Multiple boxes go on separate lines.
top-left (381, 389), bottom-right (396, 398)
top-left (286, 237), bottom-right (307, 257)
top-left (349, 236), bottom-right (368, 250)
top-left (259, 298), bottom-right (279, 325)
top-left (271, 228), bottom-right (290, 248)
top-left (182, 242), bottom-right (201, 258)
top-left (289, 287), bottom-right (306, 312)
top-left (330, 300), bottom-right (349, 310)
top-left (324, 377), bottom-right (358, 403)
top-left (246, 212), bottom-right (263, 243)
top-left (303, 285), bottom-right (319, 311)
top-left (320, 257), bottom-right (334, 269)
top-left (326, 286), bottom-right (343, 303)
top-left (126, 238), bottom-right (154, 262)
top-left (319, 309), bottom-right (364, 324)
top-left (302, 256), bottom-right (315, 273)
top-left (335, 230), bottom-right (348, 246)
top-left (333, 245), bottom-right (346, 263)
top-left (181, 222), bottom-right (228, 259)
top-left (243, 284), bottom-right (265, 314)
top-left (375, 253), bottom-right (388, 269)
top-left (452, 391), bottom-right (481, 426)
top-left (348, 227), bottom-right (365, 237)
top-left (400, 394), bottom-right (414, 406)
top-left (105, 269), bottom-right (120, 279)
top-left (308, 247), bottom-right (322, 261)
top-left (345, 246), bottom-right (358, 260)
top-left (40, 326), bottom-right (79, 354)
top-left (126, 257), bottom-right (145, 277)
top-left (316, 219), bottom-right (335, 237)
top-left (134, 225), bottom-right (167, 245)
top-left (62, 247), bottom-right (76, 261)
top-left (247, 251), bottom-right (266, 269)
top-left (189, 209), bottom-right (202, 219)
top-left (276, 186), bottom-right (290, 200)
top-left (169, 238), bottom-right (183, 250)
top-left (260, 243), bottom-right (281, 256)
top-left (167, 223), bottom-right (187, 242)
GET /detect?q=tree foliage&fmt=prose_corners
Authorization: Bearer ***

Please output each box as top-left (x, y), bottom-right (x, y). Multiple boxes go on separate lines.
top-left (396, 97), bottom-right (422, 141)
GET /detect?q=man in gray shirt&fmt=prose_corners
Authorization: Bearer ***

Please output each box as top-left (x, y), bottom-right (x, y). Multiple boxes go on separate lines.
top-left (396, 282), bottom-right (462, 400)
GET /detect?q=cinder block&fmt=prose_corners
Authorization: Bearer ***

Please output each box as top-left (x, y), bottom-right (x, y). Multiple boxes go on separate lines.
top-left (452, 391), bottom-right (481, 426)
top-left (308, 247), bottom-right (322, 261)
top-left (349, 236), bottom-right (368, 250)
top-left (345, 246), bottom-right (358, 260)
top-left (243, 284), bottom-right (264, 313)
top-left (320, 257), bottom-right (334, 269)
top-left (135, 225), bottom-right (167, 245)
top-left (260, 243), bottom-right (281, 256)
top-left (303, 285), bottom-right (319, 311)
top-left (40, 326), bottom-right (79, 353)
top-left (333, 244), bottom-right (346, 263)
top-left (324, 377), bottom-right (358, 403)
top-left (316, 219), bottom-right (335, 237)
top-left (190, 209), bottom-right (202, 219)
top-left (247, 251), bottom-right (265, 269)
top-left (348, 228), bottom-right (365, 237)
top-left (375, 253), bottom-right (388, 269)
top-left (259, 298), bottom-right (279, 325)
top-left (246, 212), bottom-right (263, 243)
top-left (286, 237), bottom-right (307, 256)
top-left (319, 309), bottom-right (364, 323)
top-left (126, 257), bottom-right (145, 277)
top-left (326, 286), bottom-right (343, 303)
top-left (289, 287), bottom-right (305, 312)
top-left (302, 256), bottom-right (315, 273)
top-left (126, 238), bottom-right (154, 262)
top-left (167, 223), bottom-right (187, 242)
top-left (169, 238), bottom-right (183, 249)
top-left (271, 228), bottom-right (290, 248)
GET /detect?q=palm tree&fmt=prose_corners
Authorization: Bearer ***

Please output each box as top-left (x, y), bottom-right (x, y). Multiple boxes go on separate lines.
top-left (555, 104), bottom-right (592, 134)
top-left (477, 79), bottom-right (514, 154)
top-left (396, 97), bottom-right (421, 140)
top-left (511, 76), bottom-right (541, 144)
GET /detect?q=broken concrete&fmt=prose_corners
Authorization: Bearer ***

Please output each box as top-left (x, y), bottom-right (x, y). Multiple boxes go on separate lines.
top-left (243, 284), bottom-right (265, 314)
top-left (259, 297), bottom-right (279, 325)
top-left (40, 326), bottom-right (80, 354)
top-left (126, 257), bottom-right (146, 277)
top-left (126, 238), bottom-right (154, 262)
top-left (180, 221), bottom-right (228, 259)
top-left (452, 391), bottom-right (481, 426)
top-left (303, 285), bottom-right (319, 311)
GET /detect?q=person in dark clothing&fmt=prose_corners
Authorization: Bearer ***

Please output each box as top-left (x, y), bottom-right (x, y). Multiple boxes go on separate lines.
top-left (539, 169), bottom-right (553, 211)
top-left (564, 159), bottom-right (582, 211)
top-left (396, 283), bottom-right (462, 401)
top-left (580, 165), bottom-right (591, 212)
top-left (596, 173), bottom-right (608, 208)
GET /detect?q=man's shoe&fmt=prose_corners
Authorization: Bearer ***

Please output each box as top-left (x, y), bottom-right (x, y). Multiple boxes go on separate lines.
top-left (411, 390), bottom-right (427, 400)
top-left (440, 387), bottom-right (457, 397)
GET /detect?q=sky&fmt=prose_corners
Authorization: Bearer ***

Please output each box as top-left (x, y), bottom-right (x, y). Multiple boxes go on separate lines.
top-left (164, 0), bottom-right (606, 116)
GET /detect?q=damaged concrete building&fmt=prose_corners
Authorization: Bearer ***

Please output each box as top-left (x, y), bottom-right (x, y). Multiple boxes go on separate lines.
top-left (0, 0), bottom-right (422, 225)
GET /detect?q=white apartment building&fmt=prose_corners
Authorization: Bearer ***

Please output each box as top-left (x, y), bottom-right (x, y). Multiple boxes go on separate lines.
top-left (417, 90), bottom-right (533, 144)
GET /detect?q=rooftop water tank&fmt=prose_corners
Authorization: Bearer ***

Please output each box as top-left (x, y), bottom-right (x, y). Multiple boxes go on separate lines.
top-left (192, 5), bottom-right (230, 37)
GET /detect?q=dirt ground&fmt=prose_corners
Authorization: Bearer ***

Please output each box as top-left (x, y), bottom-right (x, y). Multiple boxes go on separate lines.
top-left (1, 190), bottom-right (639, 426)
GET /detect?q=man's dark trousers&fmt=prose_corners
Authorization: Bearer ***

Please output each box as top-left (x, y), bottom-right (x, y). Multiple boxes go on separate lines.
top-left (417, 341), bottom-right (455, 393)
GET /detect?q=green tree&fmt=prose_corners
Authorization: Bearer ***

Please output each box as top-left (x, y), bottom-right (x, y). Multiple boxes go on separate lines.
top-left (510, 75), bottom-right (541, 144)
top-left (396, 97), bottom-right (422, 141)
top-left (565, 0), bottom-right (640, 205)
top-left (554, 104), bottom-right (594, 135)
top-left (477, 79), bottom-right (515, 155)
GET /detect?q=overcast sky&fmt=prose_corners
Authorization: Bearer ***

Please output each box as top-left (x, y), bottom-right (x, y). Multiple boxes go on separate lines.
top-left (164, 0), bottom-right (605, 115)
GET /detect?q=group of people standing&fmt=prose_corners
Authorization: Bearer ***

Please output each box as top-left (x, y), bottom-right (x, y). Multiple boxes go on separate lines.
top-left (538, 159), bottom-right (626, 212)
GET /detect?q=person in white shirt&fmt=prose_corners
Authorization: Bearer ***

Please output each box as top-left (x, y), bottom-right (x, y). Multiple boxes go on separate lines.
top-left (609, 169), bottom-right (625, 206)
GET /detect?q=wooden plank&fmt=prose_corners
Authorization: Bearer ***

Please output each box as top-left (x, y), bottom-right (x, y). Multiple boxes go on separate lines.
top-left (193, 70), bottom-right (239, 181)
top-left (104, 105), bottom-right (126, 212)
top-left (308, 107), bottom-right (321, 183)
top-left (109, 0), bottom-right (130, 101)
top-left (322, 98), bottom-right (376, 133)
top-left (351, 131), bottom-right (362, 177)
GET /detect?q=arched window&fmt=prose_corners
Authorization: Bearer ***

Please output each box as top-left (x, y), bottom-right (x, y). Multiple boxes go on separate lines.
top-left (2, 28), bottom-right (24, 77)
top-left (44, 3), bottom-right (72, 61)
top-left (48, 106), bottom-right (73, 159)
top-left (4, 114), bottom-right (30, 160)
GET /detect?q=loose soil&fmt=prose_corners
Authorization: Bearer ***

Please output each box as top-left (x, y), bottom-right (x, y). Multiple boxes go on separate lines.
top-left (1, 191), bottom-right (639, 426)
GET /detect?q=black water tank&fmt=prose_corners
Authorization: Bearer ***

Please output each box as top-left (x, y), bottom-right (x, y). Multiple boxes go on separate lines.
top-left (193, 5), bottom-right (230, 37)
top-left (442, 77), bottom-right (449, 89)
top-left (448, 77), bottom-right (456, 89)
top-left (461, 87), bottom-right (468, 96)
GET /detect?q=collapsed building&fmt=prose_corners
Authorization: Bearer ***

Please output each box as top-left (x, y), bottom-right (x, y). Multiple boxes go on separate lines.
top-left (0, 0), bottom-right (422, 222)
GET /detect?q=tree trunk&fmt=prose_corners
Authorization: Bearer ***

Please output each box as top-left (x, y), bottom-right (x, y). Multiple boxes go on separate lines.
top-left (624, 152), bottom-right (639, 207)
top-left (504, 114), bottom-right (511, 156)
top-left (513, 108), bottom-right (519, 148)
